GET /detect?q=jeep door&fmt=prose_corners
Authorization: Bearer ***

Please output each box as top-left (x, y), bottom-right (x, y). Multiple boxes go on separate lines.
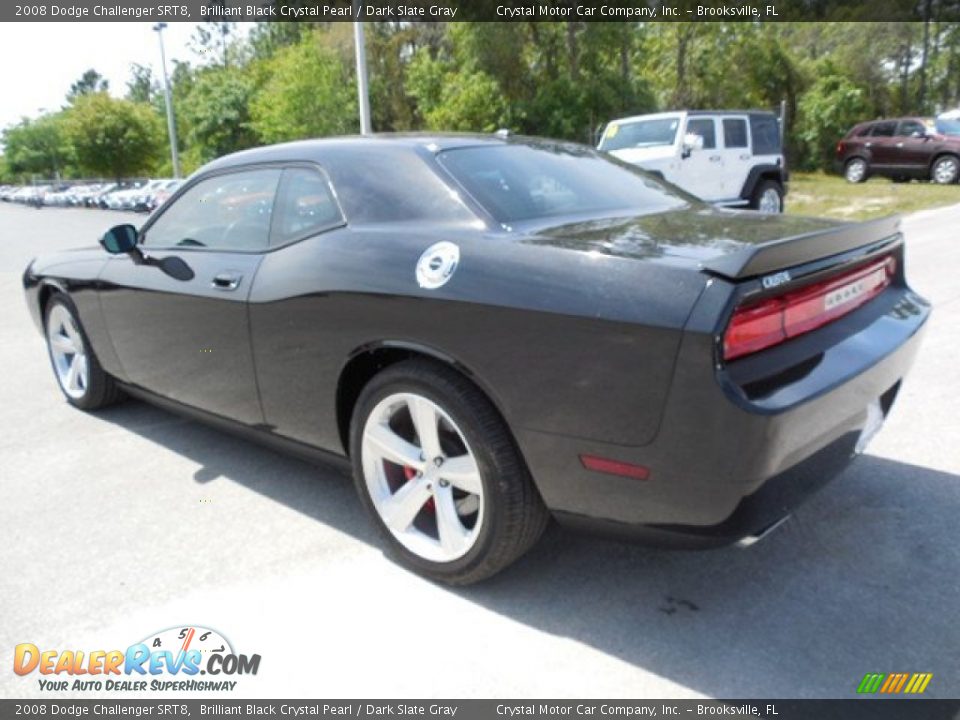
top-left (718, 116), bottom-right (752, 199)
top-left (680, 116), bottom-right (723, 201)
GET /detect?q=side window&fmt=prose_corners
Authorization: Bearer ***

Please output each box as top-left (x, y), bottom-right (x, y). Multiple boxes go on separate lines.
top-left (722, 118), bottom-right (749, 149)
top-left (855, 125), bottom-right (872, 137)
top-left (686, 118), bottom-right (716, 149)
top-left (271, 168), bottom-right (343, 246)
top-left (897, 120), bottom-right (926, 137)
top-left (143, 168), bottom-right (281, 251)
top-left (870, 122), bottom-right (897, 137)
top-left (750, 114), bottom-right (782, 154)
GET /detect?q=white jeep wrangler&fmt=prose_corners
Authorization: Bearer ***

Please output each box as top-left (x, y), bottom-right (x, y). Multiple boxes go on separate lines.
top-left (598, 110), bottom-right (787, 213)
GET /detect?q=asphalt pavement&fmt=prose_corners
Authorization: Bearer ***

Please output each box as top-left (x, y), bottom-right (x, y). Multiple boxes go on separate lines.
top-left (0, 200), bottom-right (958, 699)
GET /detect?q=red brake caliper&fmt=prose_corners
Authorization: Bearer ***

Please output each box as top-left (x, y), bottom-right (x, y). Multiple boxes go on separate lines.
top-left (404, 465), bottom-right (435, 512)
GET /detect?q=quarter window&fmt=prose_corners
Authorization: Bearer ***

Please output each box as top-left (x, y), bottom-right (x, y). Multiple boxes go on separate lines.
top-left (722, 118), bottom-right (749, 149)
top-left (143, 169), bottom-right (281, 252)
top-left (686, 118), bottom-right (716, 149)
top-left (271, 168), bottom-right (343, 246)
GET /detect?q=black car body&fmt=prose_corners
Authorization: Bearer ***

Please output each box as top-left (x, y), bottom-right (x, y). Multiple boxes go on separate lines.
top-left (23, 135), bottom-right (929, 583)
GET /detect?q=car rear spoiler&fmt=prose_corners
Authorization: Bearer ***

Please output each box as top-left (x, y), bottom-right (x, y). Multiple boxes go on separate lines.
top-left (701, 215), bottom-right (902, 280)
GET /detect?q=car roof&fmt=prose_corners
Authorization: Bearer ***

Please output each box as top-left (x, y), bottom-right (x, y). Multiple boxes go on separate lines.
top-left (605, 109), bottom-right (776, 125)
top-left (199, 133), bottom-right (518, 175)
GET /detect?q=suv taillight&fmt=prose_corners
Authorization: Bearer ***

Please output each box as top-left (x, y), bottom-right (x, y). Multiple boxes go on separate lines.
top-left (723, 256), bottom-right (896, 361)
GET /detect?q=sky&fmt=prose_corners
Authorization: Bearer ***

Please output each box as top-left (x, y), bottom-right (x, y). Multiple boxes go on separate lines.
top-left (0, 22), bottom-right (254, 132)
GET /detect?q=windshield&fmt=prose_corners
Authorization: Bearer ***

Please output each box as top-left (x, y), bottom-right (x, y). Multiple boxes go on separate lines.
top-left (438, 142), bottom-right (688, 225)
top-left (935, 117), bottom-right (960, 136)
top-left (598, 117), bottom-right (680, 152)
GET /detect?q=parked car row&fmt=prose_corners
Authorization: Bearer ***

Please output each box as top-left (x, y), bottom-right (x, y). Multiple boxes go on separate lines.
top-left (837, 115), bottom-right (960, 184)
top-left (0, 179), bottom-right (182, 212)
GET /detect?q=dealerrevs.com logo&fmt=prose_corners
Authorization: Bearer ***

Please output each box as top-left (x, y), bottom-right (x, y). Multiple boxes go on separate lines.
top-left (13, 626), bottom-right (261, 692)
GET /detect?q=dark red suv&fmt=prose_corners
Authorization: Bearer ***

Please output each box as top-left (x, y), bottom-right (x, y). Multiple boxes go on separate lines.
top-left (836, 116), bottom-right (960, 185)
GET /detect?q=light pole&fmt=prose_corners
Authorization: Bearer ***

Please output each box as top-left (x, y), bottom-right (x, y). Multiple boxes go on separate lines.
top-left (352, 14), bottom-right (372, 135)
top-left (153, 22), bottom-right (182, 178)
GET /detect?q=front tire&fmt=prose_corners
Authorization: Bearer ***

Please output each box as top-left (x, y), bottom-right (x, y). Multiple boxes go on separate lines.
top-left (349, 359), bottom-right (548, 585)
top-left (45, 296), bottom-right (123, 410)
top-left (931, 155), bottom-right (959, 185)
top-left (845, 158), bottom-right (868, 183)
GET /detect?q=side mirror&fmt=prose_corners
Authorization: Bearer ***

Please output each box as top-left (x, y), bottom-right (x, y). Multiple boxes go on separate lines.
top-left (681, 133), bottom-right (705, 159)
top-left (100, 224), bottom-right (138, 254)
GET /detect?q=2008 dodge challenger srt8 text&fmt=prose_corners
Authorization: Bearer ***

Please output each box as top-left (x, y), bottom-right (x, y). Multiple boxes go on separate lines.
top-left (23, 135), bottom-right (929, 584)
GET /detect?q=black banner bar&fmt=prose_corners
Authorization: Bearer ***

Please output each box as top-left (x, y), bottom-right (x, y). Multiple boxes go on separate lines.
top-left (4, 0), bottom-right (960, 23)
top-left (2, 700), bottom-right (960, 720)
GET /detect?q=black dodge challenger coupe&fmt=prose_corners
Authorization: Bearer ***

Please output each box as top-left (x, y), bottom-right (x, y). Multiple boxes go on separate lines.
top-left (23, 135), bottom-right (929, 584)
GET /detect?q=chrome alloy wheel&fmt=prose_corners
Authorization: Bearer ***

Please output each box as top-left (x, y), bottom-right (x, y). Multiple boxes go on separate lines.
top-left (46, 304), bottom-right (89, 400)
top-left (758, 187), bottom-right (782, 213)
top-left (361, 392), bottom-right (484, 563)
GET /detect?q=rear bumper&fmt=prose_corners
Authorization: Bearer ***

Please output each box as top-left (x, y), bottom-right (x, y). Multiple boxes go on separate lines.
top-left (518, 286), bottom-right (930, 546)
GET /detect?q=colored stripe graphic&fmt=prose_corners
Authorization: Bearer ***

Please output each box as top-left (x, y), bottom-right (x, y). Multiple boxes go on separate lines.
top-left (858, 673), bottom-right (932, 694)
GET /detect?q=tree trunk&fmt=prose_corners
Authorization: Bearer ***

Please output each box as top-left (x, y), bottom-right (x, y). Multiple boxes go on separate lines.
top-left (918, 0), bottom-right (933, 111)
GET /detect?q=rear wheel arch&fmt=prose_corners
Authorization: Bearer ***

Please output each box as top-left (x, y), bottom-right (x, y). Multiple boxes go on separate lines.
top-left (739, 165), bottom-right (785, 200)
top-left (335, 343), bottom-right (512, 458)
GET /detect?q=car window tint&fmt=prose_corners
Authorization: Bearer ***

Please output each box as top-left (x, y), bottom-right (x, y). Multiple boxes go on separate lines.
top-left (323, 147), bottom-right (476, 225)
top-left (750, 115), bottom-right (781, 154)
top-left (144, 169), bottom-right (281, 251)
top-left (722, 118), bottom-right (748, 149)
top-left (686, 118), bottom-right (716, 149)
top-left (271, 168), bottom-right (343, 245)
top-left (854, 125), bottom-right (872, 137)
top-left (438, 143), bottom-right (688, 224)
top-left (897, 120), bottom-right (926, 137)
top-left (870, 122), bottom-right (897, 137)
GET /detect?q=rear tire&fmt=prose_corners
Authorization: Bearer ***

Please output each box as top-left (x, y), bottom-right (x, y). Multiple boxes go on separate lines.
top-left (931, 155), bottom-right (959, 185)
top-left (845, 158), bottom-right (868, 183)
top-left (44, 295), bottom-right (124, 411)
top-left (750, 179), bottom-right (784, 213)
top-left (349, 359), bottom-right (549, 585)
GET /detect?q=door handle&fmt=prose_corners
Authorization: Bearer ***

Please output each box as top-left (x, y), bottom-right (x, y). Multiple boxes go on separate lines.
top-left (739, 153), bottom-right (751, 161)
top-left (865, 142), bottom-right (872, 148)
top-left (896, 142), bottom-right (904, 147)
top-left (211, 272), bottom-right (243, 291)
top-left (709, 155), bottom-right (722, 162)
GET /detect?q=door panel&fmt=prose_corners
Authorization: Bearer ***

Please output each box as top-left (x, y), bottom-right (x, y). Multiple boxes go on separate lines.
top-left (97, 167), bottom-right (282, 424)
top-left (679, 117), bottom-right (723, 200)
top-left (718, 116), bottom-right (752, 198)
top-left (893, 120), bottom-right (934, 169)
top-left (99, 251), bottom-right (265, 424)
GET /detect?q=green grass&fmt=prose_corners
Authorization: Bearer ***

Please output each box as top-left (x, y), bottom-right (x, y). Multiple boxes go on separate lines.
top-left (786, 172), bottom-right (960, 221)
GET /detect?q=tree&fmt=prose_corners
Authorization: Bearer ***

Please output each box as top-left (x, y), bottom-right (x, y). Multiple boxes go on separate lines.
top-left (796, 74), bottom-right (870, 170)
top-left (181, 67), bottom-right (258, 162)
top-left (67, 69), bottom-right (108, 102)
top-left (2, 113), bottom-right (72, 179)
top-left (251, 28), bottom-right (358, 142)
top-left (126, 63), bottom-right (157, 104)
top-left (65, 93), bottom-right (162, 179)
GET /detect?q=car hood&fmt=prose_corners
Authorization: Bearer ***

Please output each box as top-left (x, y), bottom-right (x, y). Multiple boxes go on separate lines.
top-left (522, 207), bottom-right (843, 266)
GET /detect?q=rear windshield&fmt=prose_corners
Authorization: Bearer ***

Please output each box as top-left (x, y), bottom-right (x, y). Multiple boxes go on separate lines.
top-left (598, 117), bottom-right (680, 152)
top-left (438, 143), bottom-right (688, 225)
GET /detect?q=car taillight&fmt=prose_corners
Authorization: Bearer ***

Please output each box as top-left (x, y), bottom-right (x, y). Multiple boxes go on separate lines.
top-left (723, 255), bottom-right (896, 361)
top-left (837, 141), bottom-right (845, 154)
